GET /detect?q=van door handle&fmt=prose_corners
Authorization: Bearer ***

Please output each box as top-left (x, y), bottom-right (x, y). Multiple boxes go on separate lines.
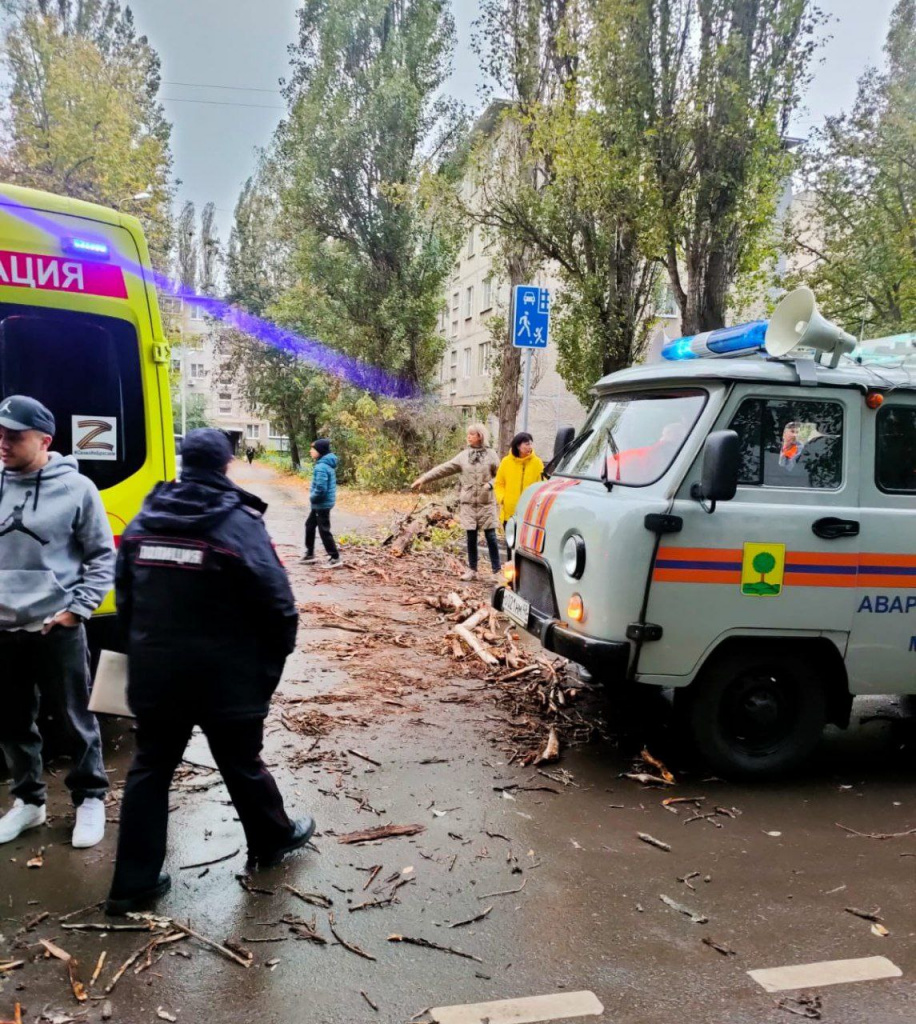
top-left (812, 517), bottom-right (859, 540)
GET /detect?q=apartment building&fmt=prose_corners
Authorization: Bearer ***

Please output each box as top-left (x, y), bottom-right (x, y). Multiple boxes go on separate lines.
top-left (159, 294), bottom-right (287, 451)
top-left (436, 219), bottom-right (587, 453)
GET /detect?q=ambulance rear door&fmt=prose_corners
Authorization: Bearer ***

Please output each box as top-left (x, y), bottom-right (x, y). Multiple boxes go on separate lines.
top-left (637, 385), bottom-right (861, 684)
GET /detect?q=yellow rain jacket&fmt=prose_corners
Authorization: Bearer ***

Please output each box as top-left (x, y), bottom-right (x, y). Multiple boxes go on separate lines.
top-left (494, 451), bottom-right (545, 524)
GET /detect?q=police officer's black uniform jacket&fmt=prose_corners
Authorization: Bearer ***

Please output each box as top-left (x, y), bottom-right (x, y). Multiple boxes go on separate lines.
top-left (115, 467), bottom-right (298, 720)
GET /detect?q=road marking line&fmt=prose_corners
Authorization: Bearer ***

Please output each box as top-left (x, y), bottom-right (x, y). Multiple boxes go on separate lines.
top-left (430, 990), bottom-right (603, 1024)
top-left (748, 956), bottom-right (902, 993)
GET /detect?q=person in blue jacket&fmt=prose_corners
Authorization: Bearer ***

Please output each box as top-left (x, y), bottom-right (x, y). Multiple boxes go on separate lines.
top-left (301, 437), bottom-right (341, 568)
top-left (106, 429), bottom-right (313, 915)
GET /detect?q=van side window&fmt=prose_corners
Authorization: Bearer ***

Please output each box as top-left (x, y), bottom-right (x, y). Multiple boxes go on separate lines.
top-left (728, 398), bottom-right (844, 489)
top-left (876, 406), bottom-right (916, 493)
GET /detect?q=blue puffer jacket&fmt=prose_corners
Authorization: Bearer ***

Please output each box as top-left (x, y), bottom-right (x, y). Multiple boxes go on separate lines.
top-left (310, 453), bottom-right (338, 509)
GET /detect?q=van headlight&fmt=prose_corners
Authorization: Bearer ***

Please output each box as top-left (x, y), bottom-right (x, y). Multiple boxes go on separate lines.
top-left (562, 534), bottom-right (586, 579)
top-left (505, 516), bottom-right (518, 550)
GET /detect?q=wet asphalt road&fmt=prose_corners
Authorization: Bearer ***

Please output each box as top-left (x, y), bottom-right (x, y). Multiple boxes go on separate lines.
top-left (0, 461), bottom-right (914, 1024)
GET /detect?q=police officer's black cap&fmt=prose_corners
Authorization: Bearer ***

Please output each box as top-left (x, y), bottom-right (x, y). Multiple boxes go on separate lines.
top-left (180, 428), bottom-right (234, 470)
top-left (0, 395), bottom-right (56, 435)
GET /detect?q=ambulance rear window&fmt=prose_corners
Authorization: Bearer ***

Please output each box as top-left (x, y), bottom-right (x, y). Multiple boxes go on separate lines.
top-left (729, 398), bottom-right (843, 490)
top-left (875, 406), bottom-right (916, 493)
top-left (0, 303), bottom-right (145, 491)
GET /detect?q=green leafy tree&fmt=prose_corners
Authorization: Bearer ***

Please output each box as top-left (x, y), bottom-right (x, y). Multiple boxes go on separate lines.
top-left (624, 0), bottom-right (822, 334)
top-left (219, 327), bottom-right (331, 471)
top-left (199, 201), bottom-right (220, 296)
top-left (175, 201), bottom-right (197, 291)
top-left (0, 0), bottom-right (173, 263)
top-left (785, 0), bottom-right (916, 337)
top-left (276, 0), bottom-right (464, 388)
top-left (468, 0), bottom-right (558, 451)
top-left (475, 1), bottom-right (662, 404)
top-left (226, 161), bottom-right (293, 318)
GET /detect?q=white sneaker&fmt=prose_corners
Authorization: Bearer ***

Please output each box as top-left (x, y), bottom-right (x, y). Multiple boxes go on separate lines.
top-left (72, 798), bottom-right (106, 849)
top-left (0, 800), bottom-right (46, 844)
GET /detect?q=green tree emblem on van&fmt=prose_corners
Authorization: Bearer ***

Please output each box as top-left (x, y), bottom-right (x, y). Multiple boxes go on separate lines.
top-left (742, 550), bottom-right (782, 596)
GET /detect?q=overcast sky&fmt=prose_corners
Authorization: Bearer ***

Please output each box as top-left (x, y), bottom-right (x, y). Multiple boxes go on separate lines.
top-left (126, 0), bottom-right (898, 248)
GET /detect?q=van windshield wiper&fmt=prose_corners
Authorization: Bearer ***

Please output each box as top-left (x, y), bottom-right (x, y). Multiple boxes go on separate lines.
top-left (599, 427), bottom-right (619, 491)
top-left (544, 429), bottom-right (593, 477)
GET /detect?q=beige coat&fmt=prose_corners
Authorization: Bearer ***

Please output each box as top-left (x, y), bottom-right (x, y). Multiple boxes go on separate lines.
top-left (416, 425), bottom-right (500, 530)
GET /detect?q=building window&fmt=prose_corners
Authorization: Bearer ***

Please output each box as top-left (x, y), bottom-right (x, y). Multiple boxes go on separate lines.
top-left (462, 348), bottom-right (471, 378)
top-left (218, 392), bottom-right (232, 414)
top-left (452, 291), bottom-right (459, 313)
top-left (477, 341), bottom-right (491, 375)
top-left (451, 319), bottom-right (459, 338)
top-left (481, 275), bottom-right (493, 311)
top-left (467, 228), bottom-right (475, 257)
top-left (449, 348), bottom-right (458, 371)
top-left (246, 424), bottom-right (260, 440)
top-left (190, 303), bottom-right (206, 321)
top-left (170, 358), bottom-right (181, 373)
top-left (190, 363), bottom-right (205, 378)
top-left (464, 286), bottom-right (474, 319)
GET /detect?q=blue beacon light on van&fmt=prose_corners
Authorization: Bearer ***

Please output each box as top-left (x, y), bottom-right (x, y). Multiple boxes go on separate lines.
top-left (63, 237), bottom-right (110, 259)
top-left (661, 320), bottom-right (768, 361)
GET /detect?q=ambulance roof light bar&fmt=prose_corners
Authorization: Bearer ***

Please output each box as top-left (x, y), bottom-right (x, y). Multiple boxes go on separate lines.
top-left (661, 321), bottom-right (768, 361)
top-left (62, 237), bottom-right (110, 260)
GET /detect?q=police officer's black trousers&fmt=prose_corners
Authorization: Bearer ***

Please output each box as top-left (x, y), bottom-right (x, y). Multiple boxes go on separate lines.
top-left (110, 713), bottom-right (295, 897)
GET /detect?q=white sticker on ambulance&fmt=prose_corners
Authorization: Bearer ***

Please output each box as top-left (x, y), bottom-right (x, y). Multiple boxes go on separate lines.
top-left (72, 416), bottom-right (117, 461)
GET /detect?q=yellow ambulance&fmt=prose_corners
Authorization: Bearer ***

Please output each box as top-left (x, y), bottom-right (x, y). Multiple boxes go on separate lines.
top-left (0, 184), bottom-right (174, 647)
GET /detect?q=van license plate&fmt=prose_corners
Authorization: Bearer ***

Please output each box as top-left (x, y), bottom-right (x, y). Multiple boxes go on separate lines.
top-left (502, 589), bottom-right (530, 628)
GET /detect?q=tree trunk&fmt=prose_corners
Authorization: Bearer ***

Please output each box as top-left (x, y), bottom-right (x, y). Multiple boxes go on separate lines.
top-left (287, 425), bottom-right (302, 471)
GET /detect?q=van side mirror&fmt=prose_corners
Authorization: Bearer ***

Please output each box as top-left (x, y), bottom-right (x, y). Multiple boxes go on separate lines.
top-left (691, 430), bottom-right (739, 513)
top-left (553, 425), bottom-right (575, 459)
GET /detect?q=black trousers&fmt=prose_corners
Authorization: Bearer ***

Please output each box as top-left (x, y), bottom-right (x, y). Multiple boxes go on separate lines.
top-left (466, 528), bottom-right (501, 572)
top-left (304, 507), bottom-right (339, 559)
top-left (0, 626), bottom-right (107, 807)
top-left (110, 713), bottom-right (294, 897)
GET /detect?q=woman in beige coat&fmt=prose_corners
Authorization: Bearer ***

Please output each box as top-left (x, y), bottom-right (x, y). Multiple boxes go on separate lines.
top-left (411, 423), bottom-right (501, 580)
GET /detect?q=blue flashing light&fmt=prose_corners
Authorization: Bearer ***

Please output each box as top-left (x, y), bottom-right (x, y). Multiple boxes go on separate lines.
top-left (661, 320), bottom-right (768, 361)
top-left (63, 237), bottom-right (110, 259)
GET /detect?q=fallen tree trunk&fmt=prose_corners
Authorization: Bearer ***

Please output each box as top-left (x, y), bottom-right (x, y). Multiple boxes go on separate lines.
top-left (453, 625), bottom-right (499, 667)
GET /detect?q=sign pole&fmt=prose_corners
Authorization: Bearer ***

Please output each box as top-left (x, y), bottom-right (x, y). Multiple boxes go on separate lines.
top-left (520, 347), bottom-right (532, 432)
top-left (512, 283), bottom-right (550, 437)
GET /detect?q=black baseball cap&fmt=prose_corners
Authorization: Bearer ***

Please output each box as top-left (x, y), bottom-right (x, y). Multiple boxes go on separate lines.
top-left (0, 395), bottom-right (56, 435)
top-left (180, 428), bottom-right (234, 470)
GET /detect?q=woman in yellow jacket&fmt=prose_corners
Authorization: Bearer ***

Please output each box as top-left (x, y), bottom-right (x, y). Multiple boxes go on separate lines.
top-left (494, 432), bottom-right (544, 551)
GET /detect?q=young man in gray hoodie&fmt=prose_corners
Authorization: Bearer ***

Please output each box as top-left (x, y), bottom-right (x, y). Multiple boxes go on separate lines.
top-left (0, 395), bottom-right (115, 848)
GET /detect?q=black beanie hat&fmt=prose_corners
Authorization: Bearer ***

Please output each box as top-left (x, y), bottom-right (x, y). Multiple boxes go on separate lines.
top-left (313, 437), bottom-right (331, 457)
top-left (181, 428), bottom-right (234, 470)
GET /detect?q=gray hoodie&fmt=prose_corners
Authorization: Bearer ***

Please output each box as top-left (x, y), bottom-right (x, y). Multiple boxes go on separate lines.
top-left (0, 453), bottom-right (115, 628)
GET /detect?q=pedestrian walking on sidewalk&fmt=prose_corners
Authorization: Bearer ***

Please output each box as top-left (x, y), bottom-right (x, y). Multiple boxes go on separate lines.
top-left (301, 437), bottom-right (341, 568)
top-left (494, 432), bottom-right (544, 556)
top-left (0, 395), bottom-right (114, 850)
top-left (245, 446), bottom-right (255, 465)
top-left (106, 429), bottom-right (312, 915)
top-left (410, 423), bottom-right (501, 581)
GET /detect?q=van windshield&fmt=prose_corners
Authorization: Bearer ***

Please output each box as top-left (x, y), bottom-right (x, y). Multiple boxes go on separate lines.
top-left (554, 389), bottom-right (707, 486)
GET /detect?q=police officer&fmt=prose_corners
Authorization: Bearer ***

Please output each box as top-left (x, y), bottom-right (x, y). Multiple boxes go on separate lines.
top-left (106, 429), bottom-right (312, 915)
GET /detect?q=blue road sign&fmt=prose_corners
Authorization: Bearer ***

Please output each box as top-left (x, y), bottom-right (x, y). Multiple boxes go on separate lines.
top-left (513, 285), bottom-right (550, 349)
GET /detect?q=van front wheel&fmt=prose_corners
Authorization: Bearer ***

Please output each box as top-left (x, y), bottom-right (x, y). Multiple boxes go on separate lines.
top-left (684, 647), bottom-right (826, 780)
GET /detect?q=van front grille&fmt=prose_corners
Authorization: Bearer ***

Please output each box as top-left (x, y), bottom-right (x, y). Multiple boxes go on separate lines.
top-left (516, 555), bottom-right (558, 618)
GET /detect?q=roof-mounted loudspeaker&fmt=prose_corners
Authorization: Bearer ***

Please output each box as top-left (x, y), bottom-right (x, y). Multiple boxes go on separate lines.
top-left (765, 287), bottom-right (856, 367)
